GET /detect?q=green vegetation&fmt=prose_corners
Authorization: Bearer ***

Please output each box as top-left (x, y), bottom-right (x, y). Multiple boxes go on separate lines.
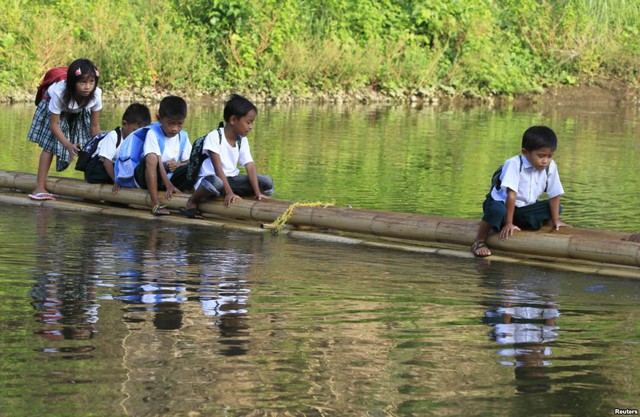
top-left (0, 0), bottom-right (638, 100)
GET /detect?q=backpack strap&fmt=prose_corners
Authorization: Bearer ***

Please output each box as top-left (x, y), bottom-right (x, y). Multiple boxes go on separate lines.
top-left (544, 165), bottom-right (550, 193)
top-left (115, 127), bottom-right (122, 148)
top-left (217, 127), bottom-right (242, 149)
top-left (493, 155), bottom-right (551, 193)
top-left (177, 131), bottom-right (188, 161)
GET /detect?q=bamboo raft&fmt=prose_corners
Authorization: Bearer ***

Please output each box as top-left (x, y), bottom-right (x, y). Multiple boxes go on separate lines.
top-left (1, 169), bottom-right (639, 277)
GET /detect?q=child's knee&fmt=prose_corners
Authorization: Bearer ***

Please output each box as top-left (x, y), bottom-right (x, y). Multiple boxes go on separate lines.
top-left (201, 175), bottom-right (223, 196)
top-left (258, 175), bottom-right (274, 194)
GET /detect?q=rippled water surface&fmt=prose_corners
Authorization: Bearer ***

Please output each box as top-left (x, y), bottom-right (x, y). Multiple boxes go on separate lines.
top-left (0, 101), bottom-right (639, 416)
top-left (0, 205), bottom-right (639, 416)
top-left (1, 101), bottom-right (639, 231)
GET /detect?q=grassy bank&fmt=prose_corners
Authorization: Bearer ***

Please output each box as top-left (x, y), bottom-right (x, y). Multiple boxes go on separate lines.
top-left (1, 0), bottom-right (639, 103)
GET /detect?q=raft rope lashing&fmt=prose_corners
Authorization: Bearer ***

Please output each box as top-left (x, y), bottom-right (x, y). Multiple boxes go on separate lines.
top-left (263, 201), bottom-right (334, 234)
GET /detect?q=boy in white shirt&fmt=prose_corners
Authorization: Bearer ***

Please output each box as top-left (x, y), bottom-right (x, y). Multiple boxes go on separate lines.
top-left (133, 96), bottom-right (192, 215)
top-left (472, 126), bottom-right (571, 257)
top-left (84, 103), bottom-right (151, 188)
top-left (180, 95), bottom-right (273, 219)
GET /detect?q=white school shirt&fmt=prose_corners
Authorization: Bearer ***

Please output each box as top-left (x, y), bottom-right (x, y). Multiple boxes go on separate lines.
top-left (92, 130), bottom-right (120, 162)
top-left (47, 80), bottom-right (103, 114)
top-left (142, 128), bottom-right (192, 163)
top-left (194, 128), bottom-right (254, 188)
top-left (490, 155), bottom-right (564, 207)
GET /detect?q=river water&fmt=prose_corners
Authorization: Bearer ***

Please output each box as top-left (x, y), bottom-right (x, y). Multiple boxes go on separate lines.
top-left (0, 101), bottom-right (639, 416)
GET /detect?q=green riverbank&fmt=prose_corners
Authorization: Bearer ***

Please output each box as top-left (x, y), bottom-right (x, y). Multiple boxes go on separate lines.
top-left (1, 0), bottom-right (639, 105)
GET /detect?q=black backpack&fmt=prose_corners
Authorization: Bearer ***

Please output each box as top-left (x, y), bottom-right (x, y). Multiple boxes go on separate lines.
top-left (184, 126), bottom-right (241, 189)
top-left (75, 127), bottom-right (122, 172)
top-left (491, 155), bottom-right (550, 192)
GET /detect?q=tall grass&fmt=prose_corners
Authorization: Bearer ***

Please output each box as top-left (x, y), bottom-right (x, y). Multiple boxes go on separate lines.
top-left (0, 0), bottom-right (638, 99)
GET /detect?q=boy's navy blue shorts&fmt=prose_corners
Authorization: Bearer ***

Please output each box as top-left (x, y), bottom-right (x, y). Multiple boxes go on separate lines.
top-left (134, 156), bottom-right (190, 191)
top-left (482, 195), bottom-right (561, 231)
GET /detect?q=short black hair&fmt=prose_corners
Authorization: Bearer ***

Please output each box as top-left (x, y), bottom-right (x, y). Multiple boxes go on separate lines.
top-left (122, 103), bottom-right (151, 125)
top-left (223, 94), bottom-right (257, 123)
top-left (522, 126), bottom-right (557, 151)
top-left (158, 96), bottom-right (187, 119)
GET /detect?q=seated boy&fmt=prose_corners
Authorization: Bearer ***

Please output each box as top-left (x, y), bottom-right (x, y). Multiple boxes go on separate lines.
top-left (181, 94), bottom-right (273, 218)
top-left (133, 96), bottom-right (192, 215)
top-left (84, 103), bottom-right (151, 190)
top-left (472, 125), bottom-right (571, 257)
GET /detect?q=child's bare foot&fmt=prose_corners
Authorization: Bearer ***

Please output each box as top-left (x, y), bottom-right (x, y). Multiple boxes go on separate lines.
top-left (471, 241), bottom-right (492, 257)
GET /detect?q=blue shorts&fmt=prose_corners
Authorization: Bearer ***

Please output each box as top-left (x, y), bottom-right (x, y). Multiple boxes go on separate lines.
top-left (482, 195), bottom-right (561, 231)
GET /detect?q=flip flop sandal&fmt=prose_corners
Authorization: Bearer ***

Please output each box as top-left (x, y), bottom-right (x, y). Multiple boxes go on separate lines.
top-left (151, 204), bottom-right (171, 216)
top-left (178, 207), bottom-right (205, 219)
top-left (28, 192), bottom-right (56, 201)
top-left (471, 241), bottom-right (492, 258)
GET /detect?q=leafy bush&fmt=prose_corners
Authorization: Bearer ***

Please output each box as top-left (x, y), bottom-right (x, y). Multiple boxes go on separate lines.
top-left (0, 0), bottom-right (638, 99)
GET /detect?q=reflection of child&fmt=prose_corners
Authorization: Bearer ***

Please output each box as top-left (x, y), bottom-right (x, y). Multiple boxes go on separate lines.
top-left (472, 126), bottom-right (571, 257)
top-left (490, 301), bottom-right (559, 394)
top-left (27, 58), bottom-right (102, 200)
top-left (85, 103), bottom-right (151, 190)
top-left (182, 94), bottom-right (273, 218)
top-left (493, 304), bottom-right (559, 363)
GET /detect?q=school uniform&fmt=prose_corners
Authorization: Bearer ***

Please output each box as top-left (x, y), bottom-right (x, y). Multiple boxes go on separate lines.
top-left (195, 127), bottom-right (273, 197)
top-left (133, 127), bottom-right (192, 190)
top-left (27, 80), bottom-right (102, 171)
top-left (483, 155), bottom-right (564, 230)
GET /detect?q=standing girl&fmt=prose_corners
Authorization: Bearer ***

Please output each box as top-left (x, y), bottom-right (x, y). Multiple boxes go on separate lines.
top-left (27, 58), bottom-right (102, 200)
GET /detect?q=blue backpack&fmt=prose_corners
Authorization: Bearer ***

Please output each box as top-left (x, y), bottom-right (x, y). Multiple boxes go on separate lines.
top-left (115, 122), bottom-right (189, 188)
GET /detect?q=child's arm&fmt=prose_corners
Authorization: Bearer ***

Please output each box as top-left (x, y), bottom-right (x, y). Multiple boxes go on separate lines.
top-left (549, 196), bottom-right (571, 230)
top-left (166, 138), bottom-right (191, 172)
top-left (158, 160), bottom-right (179, 199)
top-left (165, 157), bottom-right (189, 172)
top-left (500, 189), bottom-right (521, 239)
top-left (165, 160), bottom-right (186, 172)
top-left (49, 113), bottom-right (79, 158)
top-left (102, 158), bottom-right (115, 182)
top-left (244, 162), bottom-right (268, 200)
top-left (210, 151), bottom-right (240, 207)
top-left (105, 159), bottom-right (121, 193)
top-left (90, 110), bottom-right (101, 137)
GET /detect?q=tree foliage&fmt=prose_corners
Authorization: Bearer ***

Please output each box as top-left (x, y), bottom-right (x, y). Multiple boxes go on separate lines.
top-left (0, 0), bottom-right (638, 98)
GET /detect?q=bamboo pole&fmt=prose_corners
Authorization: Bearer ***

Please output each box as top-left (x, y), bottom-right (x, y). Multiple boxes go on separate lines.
top-left (0, 170), bottom-right (638, 268)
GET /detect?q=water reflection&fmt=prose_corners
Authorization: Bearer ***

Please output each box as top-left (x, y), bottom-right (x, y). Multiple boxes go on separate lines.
top-left (487, 292), bottom-right (559, 394)
top-left (29, 209), bottom-right (99, 357)
top-left (482, 265), bottom-right (561, 394)
top-left (1, 203), bottom-right (638, 415)
top-left (109, 224), bottom-right (254, 355)
top-left (27, 207), bottom-right (255, 360)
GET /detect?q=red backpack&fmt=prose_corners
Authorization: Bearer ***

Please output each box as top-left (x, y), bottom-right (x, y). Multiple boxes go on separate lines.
top-left (35, 66), bottom-right (68, 106)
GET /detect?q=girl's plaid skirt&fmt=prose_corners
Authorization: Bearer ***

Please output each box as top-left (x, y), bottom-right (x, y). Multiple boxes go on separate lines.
top-left (27, 99), bottom-right (91, 172)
